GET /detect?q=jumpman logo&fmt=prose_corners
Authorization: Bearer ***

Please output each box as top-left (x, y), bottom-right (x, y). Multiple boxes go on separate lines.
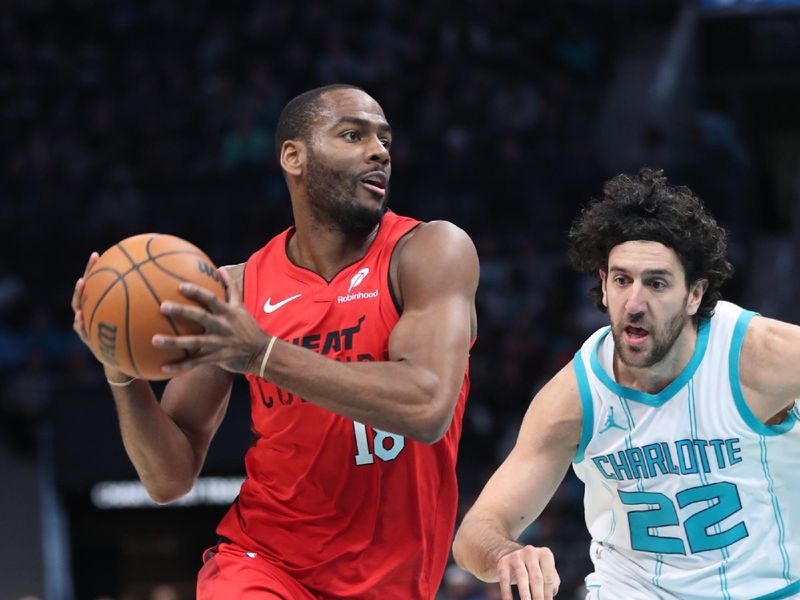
top-left (599, 406), bottom-right (628, 433)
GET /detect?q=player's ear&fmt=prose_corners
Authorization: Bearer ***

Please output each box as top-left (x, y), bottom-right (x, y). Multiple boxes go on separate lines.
top-left (599, 270), bottom-right (609, 308)
top-left (280, 140), bottom-right (306, 177)
top-left (686, 278), bottom-right (708, 316)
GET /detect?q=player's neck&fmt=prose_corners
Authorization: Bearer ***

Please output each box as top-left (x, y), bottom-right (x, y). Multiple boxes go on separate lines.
top-left (288, 216), bottom-right (380, 281)
top-left (613, 321), bottom-right (698, 394)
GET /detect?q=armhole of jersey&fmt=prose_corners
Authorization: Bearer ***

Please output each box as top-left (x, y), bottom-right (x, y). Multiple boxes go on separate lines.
top-left (241, 261), bottom-right (248, 308)
top-left (573, 349), bottom-right (594, 464)
top-left (241, 259), bottom-right (257, 385)
top-left (729, 310), bottom-right (797, 436)
top-left (387, 223), bottom-right (423, 317)
top-left (242, 258), bottom-right (255, 315)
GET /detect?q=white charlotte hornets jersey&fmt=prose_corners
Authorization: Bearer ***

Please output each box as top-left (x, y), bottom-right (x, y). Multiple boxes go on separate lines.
top-left (572, 301), bottom-right (800, 600)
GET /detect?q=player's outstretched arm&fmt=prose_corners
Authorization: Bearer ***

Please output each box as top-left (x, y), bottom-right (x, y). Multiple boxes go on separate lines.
top-left (453, 362), bottom-right (582, 600)
top-left (155, 221), bottom-right (478, 444)
top-left (71, 255), bottom-right (236, 504)
top-left (739, 315), bottom-right (800, 423)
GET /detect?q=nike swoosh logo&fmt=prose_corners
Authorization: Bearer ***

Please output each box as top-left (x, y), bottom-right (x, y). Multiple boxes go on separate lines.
top-left (263, 293), bottom-right (302, 313)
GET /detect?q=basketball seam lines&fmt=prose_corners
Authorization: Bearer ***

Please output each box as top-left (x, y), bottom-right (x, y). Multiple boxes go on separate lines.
top-left (144, 237), bottom-right (194, 360)
top-left (84, 265), bottom-right (136, 375)
top-left (122, 275), bottom-right (136, 377)
top-left (146, 249), bottom-right (213, 284)
top-left (86, 236), bottom-right (213, 376)
top-left (85, 267), bottom-right (125, 335)
top-left (125, 238), bottom-right (184, 339)
top-left (116, 239), bottom-right (185, 368)
top-left (113, 243), bottom-right (147, 376)
top-left (88, 250), bottom-right (211, 283)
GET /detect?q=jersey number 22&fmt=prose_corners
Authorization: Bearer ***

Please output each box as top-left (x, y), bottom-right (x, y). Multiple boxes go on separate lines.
top-left (620, 482), bottom-right (748, 554)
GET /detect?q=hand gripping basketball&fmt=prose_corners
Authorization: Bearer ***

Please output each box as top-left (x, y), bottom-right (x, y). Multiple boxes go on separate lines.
top-left (153, 268), bottom-right (270, 376)
top-left (77, 234), bottom-right (227, 380)
top-left (72, 251), bottom-right (104, 361)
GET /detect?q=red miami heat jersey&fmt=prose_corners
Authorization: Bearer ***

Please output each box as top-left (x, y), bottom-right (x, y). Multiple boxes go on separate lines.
top-left (216, 212), bottom-right (472, 599)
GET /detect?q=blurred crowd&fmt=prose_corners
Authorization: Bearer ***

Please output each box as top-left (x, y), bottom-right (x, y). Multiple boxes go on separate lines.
top-left (1, 0), bottom-right (772, 598)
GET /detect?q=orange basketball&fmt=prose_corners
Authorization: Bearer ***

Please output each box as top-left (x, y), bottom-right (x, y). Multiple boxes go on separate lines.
top-left (80, 233), bottom-right (226, 380)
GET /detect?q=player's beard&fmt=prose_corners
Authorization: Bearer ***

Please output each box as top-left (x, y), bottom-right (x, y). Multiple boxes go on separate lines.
top-left (610, 298), bottom-right (688, 369)
top-left (305, 157), bottom-right (388, 237)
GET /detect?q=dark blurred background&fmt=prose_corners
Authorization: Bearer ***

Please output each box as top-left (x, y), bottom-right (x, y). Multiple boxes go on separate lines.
top-left (2, 0), bottom-right (800, 598)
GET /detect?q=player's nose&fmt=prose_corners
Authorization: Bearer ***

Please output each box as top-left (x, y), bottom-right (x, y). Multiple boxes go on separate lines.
top-left (624, 282), bottom-right (647, 313)
top-left (366, 135), bottom-right (390, 165)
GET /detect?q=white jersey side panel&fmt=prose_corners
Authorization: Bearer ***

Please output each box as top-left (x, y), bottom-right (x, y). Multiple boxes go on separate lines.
top-left (572, 301), bottom-right (800, 600)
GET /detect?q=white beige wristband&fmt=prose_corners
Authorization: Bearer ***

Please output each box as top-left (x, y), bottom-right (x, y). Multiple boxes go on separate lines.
top-left (107, 376), bottom-right (138, 387)
top-left (259, 336), bottom-right (278, 380)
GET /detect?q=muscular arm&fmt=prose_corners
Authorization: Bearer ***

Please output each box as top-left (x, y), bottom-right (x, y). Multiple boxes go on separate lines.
top-left (159, 221), bottom-right (478, 444)
top-left (453, 362), bottom-right (582, 582)
top-left (107, 364), bottom-right (233, 503)
top-left (76, 264), bottom-right (243, 504)
top-left (740, 315), bottom-right (800, 422)
top-left (259, 221), bottom-right (478, 443)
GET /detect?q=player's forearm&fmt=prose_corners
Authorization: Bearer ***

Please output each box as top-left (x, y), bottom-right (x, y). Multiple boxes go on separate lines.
top-left (106, 370), bottom-right (199, 503)
top-left (261, 340), bottom-right (458, 443)
top-left (453, 511), bottom-right (523, 582)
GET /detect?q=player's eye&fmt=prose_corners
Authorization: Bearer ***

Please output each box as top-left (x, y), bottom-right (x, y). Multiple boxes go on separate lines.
top-left (343, 131), bottom-right (360, 142)
top-left (650, 280), bottom-right (667, 290)
top-left (380, 138), bottom-right (392, 149)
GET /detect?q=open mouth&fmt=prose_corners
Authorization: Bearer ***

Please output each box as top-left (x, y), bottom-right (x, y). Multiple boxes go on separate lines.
top-left (623, 325), bottom-right (649, 345)
top-left (360, 171), bottom-right (387, 197)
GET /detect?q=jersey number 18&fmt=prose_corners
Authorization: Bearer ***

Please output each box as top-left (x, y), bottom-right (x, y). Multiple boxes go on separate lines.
top-left (353, 421), bottom-right (405, 465)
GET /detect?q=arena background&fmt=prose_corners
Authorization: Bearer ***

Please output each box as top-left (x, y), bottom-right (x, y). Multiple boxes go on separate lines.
top-left (2, 0), bottom-right (800, 598)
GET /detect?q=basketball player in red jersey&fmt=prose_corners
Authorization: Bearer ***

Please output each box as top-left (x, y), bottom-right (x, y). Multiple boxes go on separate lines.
top-left (71, 84), bottom-right (479, 599)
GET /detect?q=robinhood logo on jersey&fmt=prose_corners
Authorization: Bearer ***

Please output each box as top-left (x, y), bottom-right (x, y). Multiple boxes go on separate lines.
top-left (339, 267), bottom-right (379, 303)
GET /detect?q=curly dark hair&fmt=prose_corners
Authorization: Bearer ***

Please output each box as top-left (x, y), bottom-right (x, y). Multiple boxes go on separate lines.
top-left (567, 167), bottom-right (734, 320)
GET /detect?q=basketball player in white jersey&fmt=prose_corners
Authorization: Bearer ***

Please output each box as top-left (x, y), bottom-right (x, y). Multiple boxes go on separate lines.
top-left (453, 168), bottom-right (800, 600)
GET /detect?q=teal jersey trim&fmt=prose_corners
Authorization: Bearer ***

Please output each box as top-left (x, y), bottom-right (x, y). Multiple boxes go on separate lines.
top-left (590, 319), bottom-right (710, 406)
top-left (688, 378), bottom-right (731, 599)
top-left (759, 436), bottom-right (792, 583)
top-left (751, 579), bottom-right (800, 600)
top-left (573, 351), bottom-right (594, 463)
top-left (729, 310), bottom-right (797, 435)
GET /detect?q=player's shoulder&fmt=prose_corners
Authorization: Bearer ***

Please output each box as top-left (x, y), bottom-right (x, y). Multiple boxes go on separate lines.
top-left (711, 299), bottom-right (747, 321)
top-left (541, 360), bottom-right (582, 405)
top-left (390, 219), bottom-right (478, 305)
top-left (407, 219), bottom-right (472, 241)
top-left (397, 220), bottom-right (477, 267)
top-left (221, 263), bottom-right (245, 289)
top-left (521, 360), bottom-right (583, 450)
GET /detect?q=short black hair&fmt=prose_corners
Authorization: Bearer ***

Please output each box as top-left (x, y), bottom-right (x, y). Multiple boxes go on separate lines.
top-left (568, 167), bottom-right (734, 320)
top-left (274, 83), bottom-right (365, 161)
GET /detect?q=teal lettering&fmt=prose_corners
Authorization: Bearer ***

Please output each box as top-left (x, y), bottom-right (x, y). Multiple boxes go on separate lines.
top-left (661, 442), bottom-right (680, 474)
top-left (692, 439), bottom-right (712, 474)
top-left (643, 443), bottom-right (671, 477)
top-left (625, 447), bottom-right (649, 479)
top-left (709, 439), bottom-right (727, 469)
top-left (592, 456), bottom-right (616, 479)
top-left (608, 451), bottom-right (633, 480)
top-left (725, 438), bottom-right (742, 465)
top-left (676, 440), bottom-right (699, 474)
